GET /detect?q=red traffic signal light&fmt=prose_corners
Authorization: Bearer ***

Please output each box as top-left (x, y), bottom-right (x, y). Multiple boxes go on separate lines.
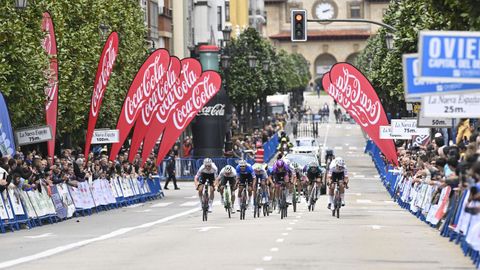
top-left (291, 10), bottom-right (307, 42)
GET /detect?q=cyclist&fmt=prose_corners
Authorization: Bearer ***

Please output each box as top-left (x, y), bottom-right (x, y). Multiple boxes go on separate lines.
top-left (252, 163), bottom-right (271, 205)
top-left (271, 159), bottom-right (291, 207)
top-left (303, 161), bottom-right (323, 203)
top-left (291, 162), bottom-right (304, 203)
top-left (194, 158), bottom-right (218, 212)
top-left (327, 157), bottom-right (349, 209)
top-left (236, 160), bottom-right (255, 211)
top-left (277, 137), bottom-right (293, 155)
top-left (325, 149), bottom-right (335, 166)
top-left (215, 165), bottom-right (237, 211)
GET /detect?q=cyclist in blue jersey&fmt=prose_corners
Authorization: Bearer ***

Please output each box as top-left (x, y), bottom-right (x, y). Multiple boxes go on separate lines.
top-left (236, 160), bottom-right (255, 211)
top-left (253, 163), bottom-right (270, 205)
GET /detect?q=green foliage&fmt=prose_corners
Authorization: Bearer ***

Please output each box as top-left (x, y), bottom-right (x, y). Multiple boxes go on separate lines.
top-left (0, 0), bottom-right (147, 145)
top-left (355, 0), bottom-right (458, 115)
top-left (223, 28), bottom-right (310, 109)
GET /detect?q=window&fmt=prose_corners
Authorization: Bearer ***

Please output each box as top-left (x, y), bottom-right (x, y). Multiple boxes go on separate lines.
top-left (217, 6), bottom-right (222, 31)
top-left (348, 2), bottom-right (362, 18)
top-left (225, 1), bottom-right (230, 22)
top-left (149, 1), bottom-right (159, 39)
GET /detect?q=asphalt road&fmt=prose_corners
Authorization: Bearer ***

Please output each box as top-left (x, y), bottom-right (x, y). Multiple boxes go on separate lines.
top-left (0, 94), bottom-right (474, 270)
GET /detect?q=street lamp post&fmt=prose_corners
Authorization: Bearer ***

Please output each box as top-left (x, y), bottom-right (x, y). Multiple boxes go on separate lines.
top-left (15, 0), bottom-right (27, 9)
top-left (261, 59), bottom-right (270, 126)
top-left (221, 25), bottom-right (233, 153)
top-left (385, 33), bottom-right (395, 50)
top-left (99, 23), bottom-right (110, 40)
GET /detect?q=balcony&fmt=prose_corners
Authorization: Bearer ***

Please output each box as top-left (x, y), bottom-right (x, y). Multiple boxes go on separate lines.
top-left (159, 6), bottom-right (173, 18)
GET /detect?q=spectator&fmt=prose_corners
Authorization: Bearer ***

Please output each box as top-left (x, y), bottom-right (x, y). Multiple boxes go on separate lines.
top-left (164, 151), bottom-right (179, 190)
top-left (182, 138), bottom-right (193, 158)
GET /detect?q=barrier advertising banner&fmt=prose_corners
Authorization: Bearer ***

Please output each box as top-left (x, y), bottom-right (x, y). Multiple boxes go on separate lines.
top-left (84, 32), bottom-right (119, 159)
top-left (109, 49), bottom-right (171, 161)
top-left (323, 63), bottom-right (398, 165)
top-left (0, 93), bottom-right (16, 157)
top-left (41, 12), bottom-right (59, 158)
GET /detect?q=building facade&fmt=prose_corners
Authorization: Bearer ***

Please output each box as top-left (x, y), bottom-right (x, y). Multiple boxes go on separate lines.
top-left (265, 0), bottom-right (389, 84)
top-left (140, 0), bottom-right (173, 51)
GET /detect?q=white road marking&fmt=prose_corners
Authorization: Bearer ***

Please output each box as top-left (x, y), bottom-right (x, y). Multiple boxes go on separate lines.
top-left (345, 126), bottom-right (352, 130)
top-left (282, 233), bottom-right (289, 236)
top-left (374, 175), bottom-right (380, 178)
top-left (262, 256), bottom-right (273, 262)
top-left (125, 203), bottom-right (144, 209)
top-left (356, 193), bottom-right (362, 196)
top-left (293, 220), bottom-right (298, 222)
top-left (286, 227), bottom-right (293, 231)
top-left (24, 233), bottom-right (54, 239)
top-left (276, 238), bottom-right (284, 243)
top-left (384, 201), bottom-right (395, 204)
top-left (356, 199), bottom-right (372, 204)
top-left (296, 216), bottom-right (301, 218)
top-left (345, 143), bottom-right (350, 146)
top-left (289, 222), bottom-right (296, 225)
top-left (355, 175), bottom-right (366, 178)
top-left (213, 201), bottom-right (222, 206)
top-left (371, 225), bottom-right (382, 230)
top-left (349, 146), bottom-right (358, 150)
top-left (180, 201), bottom-right (199, 207)
top-left (255, 268), bottom-right (264, 270)
top-left (334, 146), bottom-right (343, 150)
top-left (150, 202), bottom-right (173, 208)
top-left (135, 209), bottom-right (152, 213)
top-left (0, 207), bottom-right (200, 269)
top-left (195, 226), bottom-right (222, 232)
top-left (184, 195), bottom-right (197, 199)
top-left (270, 247), bottom-right (279, 252)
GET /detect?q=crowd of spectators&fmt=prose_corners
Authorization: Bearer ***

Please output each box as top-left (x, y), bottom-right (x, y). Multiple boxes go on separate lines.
top-left (389, 118), bottom-right (480, 226)
top-left (0, 148), bottom-right (159, 193)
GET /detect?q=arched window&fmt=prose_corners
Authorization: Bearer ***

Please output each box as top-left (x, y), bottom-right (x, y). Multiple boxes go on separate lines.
top-left (346, 53), bottom-right (360, 64)
top-left (314, 53), bottom-right (337, 77)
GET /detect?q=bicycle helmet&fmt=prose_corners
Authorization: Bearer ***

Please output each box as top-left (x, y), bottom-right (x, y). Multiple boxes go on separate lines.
top-left (203, 158), bottom-right (213, 166)
top-left (281, 137), bottom-right (287, 142)
top-left (275, 159), bottom-right (285, 169)
top-left (238, 159), bottom-right (247, 167)
top-left (291, 162), bottom-right (301, 171)
top-left (224, 165), bottom-right (234, 174)
top-left (253, 163), bottom-right (264, 172)
top-left (336, 157), bottom-right (345, 168)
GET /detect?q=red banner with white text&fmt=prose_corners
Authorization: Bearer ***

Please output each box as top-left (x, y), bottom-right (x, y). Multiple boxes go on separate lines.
top-left (152, 71), bottom-right (222, 165)
top-left (140, 58), bottom-right (204, 164)
top-left (127, 57), bottom-right (182, 162)
top-left (322, 63), bottom-right (398, 165)
top-left (84, 32), bottom-right (119, 159)
top-left (41, 12), bottom-right (59, 158)
top-left (109, 49), bottom-right (171, 161)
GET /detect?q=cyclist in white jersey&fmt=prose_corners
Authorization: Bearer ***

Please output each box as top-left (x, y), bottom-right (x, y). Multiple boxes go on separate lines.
top-left (327, 157), bottom-right (349, 209)
top-left (215, 165), bottom-right (237, 210)
top-left (194, 158), bottom-right (218, 212)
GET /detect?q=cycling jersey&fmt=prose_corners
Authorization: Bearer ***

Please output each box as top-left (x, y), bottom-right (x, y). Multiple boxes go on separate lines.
top-left (328, 164), bottom-right (348, 183)
top-left (305, 166), bottom-right (322, 182)
top-left (273, 170), bottom-right (289, 183)
top-left (196, 163), bottom-right (218, 185)
top-left (254, 170), bottom-right (268, 181)
top-left (218, 167), bottom-right (236, 187)
top-left (236, 164), bottom-right (254, 186)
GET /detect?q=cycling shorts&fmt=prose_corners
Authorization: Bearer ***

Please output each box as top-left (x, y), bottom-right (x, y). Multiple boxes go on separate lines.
top-left (330, 171), bottom-right (345, 183)
top-left (273, 173), bottom-right (289, 184)
top-left (199, 173), bottom-right (215, 186)
top-left (238, 173), bottom-right (254, 186)
top-left (220, 176), bottom-right (236, 188)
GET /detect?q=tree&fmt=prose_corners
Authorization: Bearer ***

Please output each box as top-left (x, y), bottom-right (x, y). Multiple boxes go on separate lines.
top-left (355, 0), bottom-right (449, 117)
top-left (0, 0), bottom-right (148, 150)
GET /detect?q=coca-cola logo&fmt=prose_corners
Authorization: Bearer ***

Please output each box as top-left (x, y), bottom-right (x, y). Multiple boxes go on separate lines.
top-left (173, 73), bottom-right (221, 130)
top-left (124, 50), bottom-right (169, 125)
top-left (327, 67), bottom-right (381, 127)
top-left (41, 13), bottom-right (53, 54)
top-left (197, 104), bottom-right (225, 116)
top-left (91, 36), bottom-right (118, 117)
top-left (45, 80), bottom-right (57, 110)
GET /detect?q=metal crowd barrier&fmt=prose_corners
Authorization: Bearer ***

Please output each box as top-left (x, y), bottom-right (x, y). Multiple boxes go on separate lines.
top-left (365, 140), bottom-right (480, 268)
top-left (159, 133), bottom-right (280, 180)
top-left (0, 176), bottom-right (164, 233)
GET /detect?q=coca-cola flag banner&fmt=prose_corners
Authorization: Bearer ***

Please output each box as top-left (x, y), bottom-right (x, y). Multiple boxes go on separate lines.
top-left (41, 12), bottom-right (59, 158)
top-left (0, 93), bottom-right (16, 157)
top-left (84, 32), bottom-right (119, 159)
top-left (109, 49), bottom-right (171, 161)
top-left (127, 56), bottom-right (182, 162)
top-left (152, 71), bottom-right (222, 165)
top-left (322, 63), bottom-right (398, 165)
top-left (140, 57), bottom-right (203, 164)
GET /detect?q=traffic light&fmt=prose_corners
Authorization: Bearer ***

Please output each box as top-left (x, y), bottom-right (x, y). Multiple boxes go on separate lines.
top-left (291, 9), bottom-right (307, 42)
